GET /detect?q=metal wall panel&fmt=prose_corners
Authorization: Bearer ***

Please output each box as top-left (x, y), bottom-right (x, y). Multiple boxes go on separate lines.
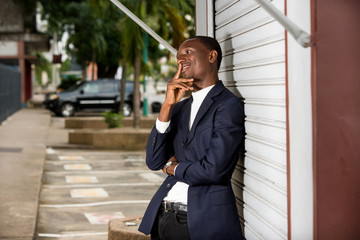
top-left (0, 63), bottom-right (21, 123)
top-left (215, 0), bottom-right (287, 239)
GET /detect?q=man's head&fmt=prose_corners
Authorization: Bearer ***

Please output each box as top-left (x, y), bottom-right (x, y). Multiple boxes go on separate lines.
top-left (185, 36), bottom-right (222, 70)
top-left (177, 36), bottom-right (222, 88)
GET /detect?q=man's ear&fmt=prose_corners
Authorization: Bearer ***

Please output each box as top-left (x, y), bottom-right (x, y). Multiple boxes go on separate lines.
top-left (209, 50), bottom-right (218, 64)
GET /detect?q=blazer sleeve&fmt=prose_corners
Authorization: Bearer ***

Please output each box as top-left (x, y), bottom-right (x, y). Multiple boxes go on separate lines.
top-left (145, 101), bottom-right (184, 171)
top-left (175, 97), bottom-right (245, 185)
top-left (145, 126), bottom-right (175, 171)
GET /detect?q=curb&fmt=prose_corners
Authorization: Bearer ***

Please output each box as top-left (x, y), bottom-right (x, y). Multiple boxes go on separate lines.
top-left (108, 217), bottom-right (150, 240)
top-left (69, 128), bottom-right (151, 150)
top-left (65, 117), bottom-right (156, 129)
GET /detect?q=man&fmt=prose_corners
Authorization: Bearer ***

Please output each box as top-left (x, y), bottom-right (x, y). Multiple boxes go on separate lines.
top-left (139, 36), bottom-right (244, 240)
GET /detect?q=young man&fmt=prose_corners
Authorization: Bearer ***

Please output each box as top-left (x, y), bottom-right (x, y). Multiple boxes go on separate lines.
top-left (139, 36), bottom-right (244, 240)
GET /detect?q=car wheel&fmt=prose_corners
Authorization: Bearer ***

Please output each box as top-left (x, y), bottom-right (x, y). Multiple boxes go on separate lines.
top-left (122, 103), bottom-right (132, 117)
top-left (60, 103), bottom-right (75, 117)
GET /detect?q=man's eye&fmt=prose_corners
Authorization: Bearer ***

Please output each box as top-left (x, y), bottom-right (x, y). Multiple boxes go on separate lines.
top-left (186, 50), bottom-right (191, 54)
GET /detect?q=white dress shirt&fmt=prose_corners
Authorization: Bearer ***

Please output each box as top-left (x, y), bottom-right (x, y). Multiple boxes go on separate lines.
top-left (156, 84), bottom-right (215, 204)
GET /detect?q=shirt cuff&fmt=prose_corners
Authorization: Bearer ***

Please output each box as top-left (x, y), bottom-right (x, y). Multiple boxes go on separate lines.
top-left (156, 118), bottom-right (170, 134)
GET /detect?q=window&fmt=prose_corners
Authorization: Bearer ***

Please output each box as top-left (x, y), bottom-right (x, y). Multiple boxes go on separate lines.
top-left (83, 82), bottom-right (99, 94)
top-left (100, 81), bottom-right (116, 93)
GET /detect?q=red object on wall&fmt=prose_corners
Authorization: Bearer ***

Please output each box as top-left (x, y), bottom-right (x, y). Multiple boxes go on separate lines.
top-left (52, 54), bottom-right (62, 64)
top-left (312, 0), bottom-right (360, 239)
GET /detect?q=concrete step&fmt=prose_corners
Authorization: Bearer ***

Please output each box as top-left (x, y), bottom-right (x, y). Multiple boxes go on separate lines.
top-left (108, 217), bottom-right (150, 240)
top-left (65, 117), bottom-right (156, 129)
top-left (68, 128), bottom-right (151, 151)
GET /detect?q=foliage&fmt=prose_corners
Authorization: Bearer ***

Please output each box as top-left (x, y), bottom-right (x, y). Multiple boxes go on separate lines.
top-left (15, 0), bottom-right (122, 78)
top-left (60, 59), bottom-right (71, 72)
top-left (57, 76), bottom-right (81, 91)
top-left (33, 53), bottom-right (52, 88)
top-left (37, 0), bottom-right (81, 35)
top-left (115, 0), bottom-right (194, 128)
top-left (64, 1), bottom-right (121, 78)
top-left (16, 0), bottom-right (195, 128)
top-left (16, 0), bottom-right (195, 78)
top-left (102, 111), bottom-right (123, 128)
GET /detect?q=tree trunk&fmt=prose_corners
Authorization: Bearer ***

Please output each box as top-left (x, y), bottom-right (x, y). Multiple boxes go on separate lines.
top-left (120, 63), bottom-right (127, 115)
top-left (133, 54), bottom-right (141, 128)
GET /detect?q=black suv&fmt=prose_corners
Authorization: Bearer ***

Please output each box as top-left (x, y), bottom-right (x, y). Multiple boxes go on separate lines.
top-left (44, 79), bottom-right (137, 117)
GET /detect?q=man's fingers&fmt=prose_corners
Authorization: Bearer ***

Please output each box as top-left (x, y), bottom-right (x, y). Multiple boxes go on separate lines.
top-left (173, 63), bottom-right (182, 79)
top-left (172, 78), bottom-right (193, 82)
top-left (171, 78), bottom-right (194, 87)
top-left (169, 82), bottom-right (193, 91)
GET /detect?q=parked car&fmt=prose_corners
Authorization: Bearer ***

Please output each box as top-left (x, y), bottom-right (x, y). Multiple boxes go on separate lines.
top-left (43, 79), bottom-right (139, 117)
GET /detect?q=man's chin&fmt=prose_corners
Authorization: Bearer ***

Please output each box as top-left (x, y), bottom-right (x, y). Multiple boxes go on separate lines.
top-left (182, 73), bottom-right (192, 79)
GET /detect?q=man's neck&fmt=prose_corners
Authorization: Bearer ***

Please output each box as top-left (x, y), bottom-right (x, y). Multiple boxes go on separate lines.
top-left (193, 78), bottom-right (219, 92)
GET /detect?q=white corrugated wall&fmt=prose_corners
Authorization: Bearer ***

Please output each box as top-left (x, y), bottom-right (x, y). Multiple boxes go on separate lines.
top-left (214, 0), bottom-right (288, 239)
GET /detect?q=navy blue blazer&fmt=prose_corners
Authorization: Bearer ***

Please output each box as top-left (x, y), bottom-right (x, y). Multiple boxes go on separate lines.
top-left (139, 81), bottom-right (244, 240)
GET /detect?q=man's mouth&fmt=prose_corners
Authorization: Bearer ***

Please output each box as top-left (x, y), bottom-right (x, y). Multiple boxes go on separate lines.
top-left (181, 62), bottom-right (191, 73)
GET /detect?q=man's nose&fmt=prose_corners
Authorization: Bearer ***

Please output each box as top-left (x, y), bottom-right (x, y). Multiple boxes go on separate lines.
top-left (177, 57), bottom-right (185, 64)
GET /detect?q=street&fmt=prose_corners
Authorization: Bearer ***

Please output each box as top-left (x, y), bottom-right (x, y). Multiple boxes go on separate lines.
top-left (36, 118), bottom-right (164, 239)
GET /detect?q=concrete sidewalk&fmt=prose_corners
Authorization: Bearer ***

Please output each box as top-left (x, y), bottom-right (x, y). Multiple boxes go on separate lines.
top-left (0, 108), bottom-right (52, 239)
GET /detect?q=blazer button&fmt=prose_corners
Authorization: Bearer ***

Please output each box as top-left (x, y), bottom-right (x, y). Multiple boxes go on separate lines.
top-left (167, 183), bottom-right (171, 188)
top-left (182, 142), bottom-right (184, 147)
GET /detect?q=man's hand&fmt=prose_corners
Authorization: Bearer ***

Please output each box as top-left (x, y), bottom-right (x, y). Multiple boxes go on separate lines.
top-left (158, 62), bottom-right (193, 122)
top-left (164, 62), bottom-right (194, 106)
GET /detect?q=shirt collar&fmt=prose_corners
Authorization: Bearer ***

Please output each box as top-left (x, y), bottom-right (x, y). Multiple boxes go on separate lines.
top-left (191, 84), bottom-right (215, 103)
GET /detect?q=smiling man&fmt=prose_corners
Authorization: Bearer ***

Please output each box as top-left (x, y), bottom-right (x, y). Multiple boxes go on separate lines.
top-left (138, 36), bottom-right (245, 240)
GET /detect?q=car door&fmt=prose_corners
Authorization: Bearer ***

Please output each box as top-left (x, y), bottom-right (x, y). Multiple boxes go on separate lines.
top-left (98, 80), bottom-right (118, 110)
top-left (77, 81), bottom-right (101, 110)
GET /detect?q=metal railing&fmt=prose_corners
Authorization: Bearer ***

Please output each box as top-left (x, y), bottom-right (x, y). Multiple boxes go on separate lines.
top-left (0, 64), bottom-right (21, 124)
top-left (109, 0), bottom-right (178, 55)
top-left (254, 0), bottom-right (311, 47)
top-left (110, 0), bottom-right (311, 54)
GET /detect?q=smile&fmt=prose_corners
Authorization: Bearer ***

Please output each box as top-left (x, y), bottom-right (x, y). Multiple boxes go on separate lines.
top-left (181, 62), bottom-right (191, 72)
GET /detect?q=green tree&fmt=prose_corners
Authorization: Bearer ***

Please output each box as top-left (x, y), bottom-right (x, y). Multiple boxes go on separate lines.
top-left (31, 0), bottom-right (122, 78)
top-left (65, 1), bottom-right (107, 80)
top-left (117, 0), bottom-right (194, 128)
top-left (16, 0), bottom-right (195, 127)
top-left (33, 53), bottom-right (52, 88)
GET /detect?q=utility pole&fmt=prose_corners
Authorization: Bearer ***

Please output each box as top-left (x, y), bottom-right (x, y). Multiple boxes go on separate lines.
top-left (142, 33), bottom-right (148, 116)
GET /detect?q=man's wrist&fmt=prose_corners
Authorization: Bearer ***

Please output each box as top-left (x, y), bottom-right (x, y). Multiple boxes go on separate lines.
top-left (156, 118), bottom-right (170, 133)
top-left (164, 161), bottom-right (173, 175)
top-left (158, 103), bottom-right (173, 122)
top-left (164, 161), bottom-right (178, 176)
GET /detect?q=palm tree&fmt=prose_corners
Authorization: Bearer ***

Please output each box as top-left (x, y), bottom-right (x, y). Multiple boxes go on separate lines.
top-left (65, 1), bottom-right (109, 80)
top-left (118, 0), bottom-right (194, 128)
top-left (117, 1), bottom-right (143, 127)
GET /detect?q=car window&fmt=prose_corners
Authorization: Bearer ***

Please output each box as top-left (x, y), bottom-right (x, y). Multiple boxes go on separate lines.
top-left (126, 82), bottom-right (133, 92)
top-left (83, 82), bottom-right (99, 94)
top-left (100, 81), bottom-right (116, 93)
top-left (113, 80), bottom-right (134, 95)
top-left (66, 81), bottom-right (85, 91)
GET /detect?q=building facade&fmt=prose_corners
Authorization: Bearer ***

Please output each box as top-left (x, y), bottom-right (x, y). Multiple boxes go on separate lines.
top-left (196, 0), bottom-right (360, 239)
top-left (0, 0), bottom-right (49, 105)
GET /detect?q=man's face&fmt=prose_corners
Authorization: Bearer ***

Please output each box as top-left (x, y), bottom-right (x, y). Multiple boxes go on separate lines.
top-left (176, 39), bottom-right (211, 79)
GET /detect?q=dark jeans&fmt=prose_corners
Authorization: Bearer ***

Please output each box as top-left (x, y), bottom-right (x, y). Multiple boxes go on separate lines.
top-left (151, 209), bottom-right (191, 240)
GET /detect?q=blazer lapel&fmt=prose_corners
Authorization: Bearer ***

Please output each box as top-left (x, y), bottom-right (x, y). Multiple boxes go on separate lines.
top-left (186, 81), bottom-right (225, 145)
top-left (180, 96), bottom-right (192, 141)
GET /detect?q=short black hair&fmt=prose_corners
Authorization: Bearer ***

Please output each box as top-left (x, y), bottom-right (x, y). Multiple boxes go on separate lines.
top-left (187, 36), bottom-right (223, 70)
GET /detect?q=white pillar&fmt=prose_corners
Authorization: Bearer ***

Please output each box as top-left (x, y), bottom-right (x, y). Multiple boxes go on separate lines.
top-left (287, 1), bottom-right (313, 239)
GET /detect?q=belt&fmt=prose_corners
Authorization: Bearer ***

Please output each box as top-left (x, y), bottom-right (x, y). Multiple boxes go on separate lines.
top-left (161, 201), bottom-right (188, 213)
